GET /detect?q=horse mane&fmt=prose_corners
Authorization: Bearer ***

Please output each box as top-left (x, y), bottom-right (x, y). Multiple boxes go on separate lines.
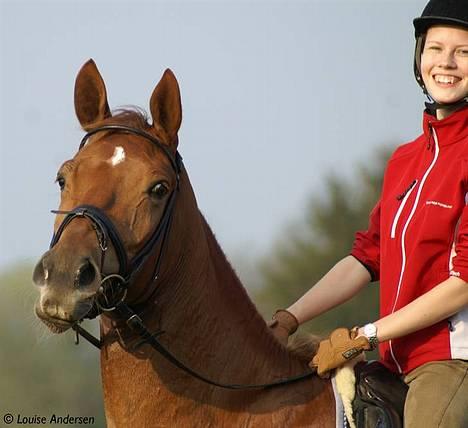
top-left (288, 333), bottom-right (321, 362)
top-left (198, 213), bottom-right (321, 363)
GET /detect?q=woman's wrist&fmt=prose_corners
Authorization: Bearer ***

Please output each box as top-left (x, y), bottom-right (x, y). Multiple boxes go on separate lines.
top-left (357, 323), bottom-right (379, 350)
top-left (285, 305), bottom-right (303, 325)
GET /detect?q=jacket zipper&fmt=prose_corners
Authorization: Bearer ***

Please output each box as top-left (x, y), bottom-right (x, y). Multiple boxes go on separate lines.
top-left (389, 124), bottom-right (440, 373)
top-left (391, 180), bottom-right (418, 239)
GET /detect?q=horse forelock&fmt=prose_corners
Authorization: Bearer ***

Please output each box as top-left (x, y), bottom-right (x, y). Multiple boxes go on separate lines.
top-left (85, 107), bottom-right (151, 132)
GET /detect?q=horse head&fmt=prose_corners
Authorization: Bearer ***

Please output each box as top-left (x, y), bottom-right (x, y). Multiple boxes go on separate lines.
top-left (33, 59), bottom-right (184, 333)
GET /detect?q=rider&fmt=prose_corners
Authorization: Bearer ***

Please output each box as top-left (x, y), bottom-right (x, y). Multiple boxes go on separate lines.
top-left (269, 1), bottom-right (468, 426)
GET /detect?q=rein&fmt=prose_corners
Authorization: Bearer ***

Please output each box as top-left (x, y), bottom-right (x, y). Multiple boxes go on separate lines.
top-left (51, 125), bottom-right (315, 390)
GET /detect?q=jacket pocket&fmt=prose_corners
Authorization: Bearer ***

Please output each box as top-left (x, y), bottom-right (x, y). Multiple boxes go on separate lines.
top-left (391, 180), bottom-right (418, 239)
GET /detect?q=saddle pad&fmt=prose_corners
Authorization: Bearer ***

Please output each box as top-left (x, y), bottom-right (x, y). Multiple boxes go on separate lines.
top-left (332, 356), bottom-right (365, 428)
top-left (331, 376), bottom-right (347, 428)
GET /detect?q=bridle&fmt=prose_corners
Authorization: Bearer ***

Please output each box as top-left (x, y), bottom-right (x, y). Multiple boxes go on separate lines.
top-left (49, 124), bottom-right (315, 389)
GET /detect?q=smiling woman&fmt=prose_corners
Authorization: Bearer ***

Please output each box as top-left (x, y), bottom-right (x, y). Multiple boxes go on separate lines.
top-left (268, 1), bottom-right (468, 427)
top-left (421, 26), bottom-right (468, 116)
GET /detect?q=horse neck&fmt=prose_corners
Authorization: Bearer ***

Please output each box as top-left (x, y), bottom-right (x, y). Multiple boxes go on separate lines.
top-left (141, 174), bottom-right (307, 384)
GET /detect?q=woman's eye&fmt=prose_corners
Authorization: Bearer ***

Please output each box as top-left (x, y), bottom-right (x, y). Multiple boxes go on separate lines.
top-left (56, 176), bottom-right (66, 191)
top-left (150, 182), bottom-right (169, 199)
top-left (425, 44), bottom-right (442, 52)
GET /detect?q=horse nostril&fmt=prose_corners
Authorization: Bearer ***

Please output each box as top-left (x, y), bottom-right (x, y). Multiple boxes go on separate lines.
top-left (33, 254), bottom-right (50, 286)
top-left (75, 260), bottom-right (97, 288)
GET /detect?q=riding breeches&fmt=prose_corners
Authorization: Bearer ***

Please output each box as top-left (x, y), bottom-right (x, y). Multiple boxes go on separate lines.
top-left (403, 359), bottom-right (468, 428)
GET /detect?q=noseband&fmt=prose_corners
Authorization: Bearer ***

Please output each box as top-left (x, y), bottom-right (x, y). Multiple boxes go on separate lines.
top-left (49, 124), bottom-right (314, 389)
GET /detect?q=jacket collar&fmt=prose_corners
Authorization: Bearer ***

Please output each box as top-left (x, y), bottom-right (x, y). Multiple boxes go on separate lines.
top-left (423, 106), bottom-right (468, 146)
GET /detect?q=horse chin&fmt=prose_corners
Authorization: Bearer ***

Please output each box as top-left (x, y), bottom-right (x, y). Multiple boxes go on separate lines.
top-left (34, 304), bottom-right (74, 334)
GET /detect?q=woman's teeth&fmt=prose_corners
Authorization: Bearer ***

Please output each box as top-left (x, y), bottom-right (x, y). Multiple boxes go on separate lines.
top-left (434, 75), bottom-right (459, 84)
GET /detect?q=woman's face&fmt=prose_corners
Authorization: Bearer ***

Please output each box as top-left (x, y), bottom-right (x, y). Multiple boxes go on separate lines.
top-left (421, 26), bottom-right (468, 105)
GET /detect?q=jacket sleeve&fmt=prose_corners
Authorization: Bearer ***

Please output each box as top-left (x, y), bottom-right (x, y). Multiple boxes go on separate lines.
top-left (450, 159), bottom-right (468, 282)
top-left (350, 199), bottom-right (381, 282)
top-left (450, 204), bottom-right (468, 283)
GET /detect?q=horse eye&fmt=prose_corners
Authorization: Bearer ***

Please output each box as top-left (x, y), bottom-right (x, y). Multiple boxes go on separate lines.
top-left (150, 182), bottom-right (169, 199)
top-left (56, 176), bottom-right (66, 191)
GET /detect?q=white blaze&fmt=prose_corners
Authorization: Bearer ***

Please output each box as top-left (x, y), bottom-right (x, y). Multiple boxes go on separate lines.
top-left (109, 147), bottom-right (125, 166)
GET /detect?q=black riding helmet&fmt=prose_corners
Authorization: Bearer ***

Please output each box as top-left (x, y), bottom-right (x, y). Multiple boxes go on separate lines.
top-left (413, 0), bottom-right (468, 108)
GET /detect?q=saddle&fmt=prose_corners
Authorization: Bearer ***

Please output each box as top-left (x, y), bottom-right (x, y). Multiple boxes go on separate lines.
top-left (351, 361), bottom-right (408, 428)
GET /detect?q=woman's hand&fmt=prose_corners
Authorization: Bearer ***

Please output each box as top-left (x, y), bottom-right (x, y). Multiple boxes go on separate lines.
top-left (309, 327), bottom-right (371, 377)
top-left (267, 309), bottom-right (299, 346)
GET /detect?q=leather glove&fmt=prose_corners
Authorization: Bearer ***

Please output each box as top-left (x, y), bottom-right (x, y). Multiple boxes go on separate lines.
top-left (309, 327), bottom-right (371, 378)
top-left (267, 309), bottom-right (299, 346)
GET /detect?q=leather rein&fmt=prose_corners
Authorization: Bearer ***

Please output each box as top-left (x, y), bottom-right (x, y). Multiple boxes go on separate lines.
top-left (50, 124), bottom-right (314, 390)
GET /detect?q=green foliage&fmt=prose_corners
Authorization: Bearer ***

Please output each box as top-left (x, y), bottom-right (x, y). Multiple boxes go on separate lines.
top-left (0, 265), bottom-right (105, 427)
top-left (254, 146), bottom-right (393, 339)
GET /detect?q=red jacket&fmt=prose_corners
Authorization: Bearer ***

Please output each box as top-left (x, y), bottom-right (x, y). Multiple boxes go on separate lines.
top-left (351, 106), bottom-right (468, 374)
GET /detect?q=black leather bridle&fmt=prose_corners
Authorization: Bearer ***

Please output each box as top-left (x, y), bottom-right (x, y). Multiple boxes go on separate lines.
top-left (49, 124), bottom-right (314, 389)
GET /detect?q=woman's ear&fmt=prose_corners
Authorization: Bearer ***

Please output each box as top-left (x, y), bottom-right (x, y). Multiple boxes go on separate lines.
top-left (74, 59), bottom-right (111, 130)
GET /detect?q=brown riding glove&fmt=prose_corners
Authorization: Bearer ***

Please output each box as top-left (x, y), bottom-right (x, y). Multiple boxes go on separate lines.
top-left (267, 309), bottom-right (299, 346)
top-left (309, 327), bottom-right (371, 378)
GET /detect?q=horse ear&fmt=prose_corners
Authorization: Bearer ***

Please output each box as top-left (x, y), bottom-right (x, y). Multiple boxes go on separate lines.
top-left (74, 59), bottom-right (111, 130)
top-left (149, 69), bottom-right (182, 144)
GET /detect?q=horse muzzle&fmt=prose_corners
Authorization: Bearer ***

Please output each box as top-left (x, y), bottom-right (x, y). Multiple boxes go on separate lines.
top-left (33, 248), bottom-right (102, 332)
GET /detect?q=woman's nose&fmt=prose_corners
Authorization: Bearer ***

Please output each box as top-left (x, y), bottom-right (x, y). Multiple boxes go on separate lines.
top-left (438, 51), bottom-right (457, 69)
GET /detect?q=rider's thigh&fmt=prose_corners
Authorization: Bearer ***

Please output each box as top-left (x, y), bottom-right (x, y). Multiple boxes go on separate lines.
top-left (403, 359), bottom-right (468, 428)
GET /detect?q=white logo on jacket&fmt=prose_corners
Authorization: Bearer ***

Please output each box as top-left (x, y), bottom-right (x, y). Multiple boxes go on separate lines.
top-left (426, 200), bottom-right (453, 209)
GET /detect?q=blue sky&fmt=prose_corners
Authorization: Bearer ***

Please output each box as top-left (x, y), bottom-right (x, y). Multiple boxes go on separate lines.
top-left (0, 0), bottom-right (428, 271)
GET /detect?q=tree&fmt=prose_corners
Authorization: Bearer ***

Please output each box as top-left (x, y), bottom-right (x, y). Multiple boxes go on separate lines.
top-left (254, 146), bottom-right (393, 338)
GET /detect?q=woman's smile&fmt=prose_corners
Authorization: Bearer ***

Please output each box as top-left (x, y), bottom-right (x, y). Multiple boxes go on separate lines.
top-left (433, 74), bottom-right (461, 86)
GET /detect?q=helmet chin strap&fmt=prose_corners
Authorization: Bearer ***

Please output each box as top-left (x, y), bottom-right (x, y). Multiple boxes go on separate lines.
top-left (424, 94), bottom-right (468, 116)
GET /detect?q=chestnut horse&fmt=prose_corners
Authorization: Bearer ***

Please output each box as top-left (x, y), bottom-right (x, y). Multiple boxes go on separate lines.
top-left (33, 60), bottom-right (336, 427)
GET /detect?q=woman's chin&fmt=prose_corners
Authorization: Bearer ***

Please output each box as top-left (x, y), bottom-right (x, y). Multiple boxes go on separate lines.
top-left (427, 89), bottom-right (468, 107)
